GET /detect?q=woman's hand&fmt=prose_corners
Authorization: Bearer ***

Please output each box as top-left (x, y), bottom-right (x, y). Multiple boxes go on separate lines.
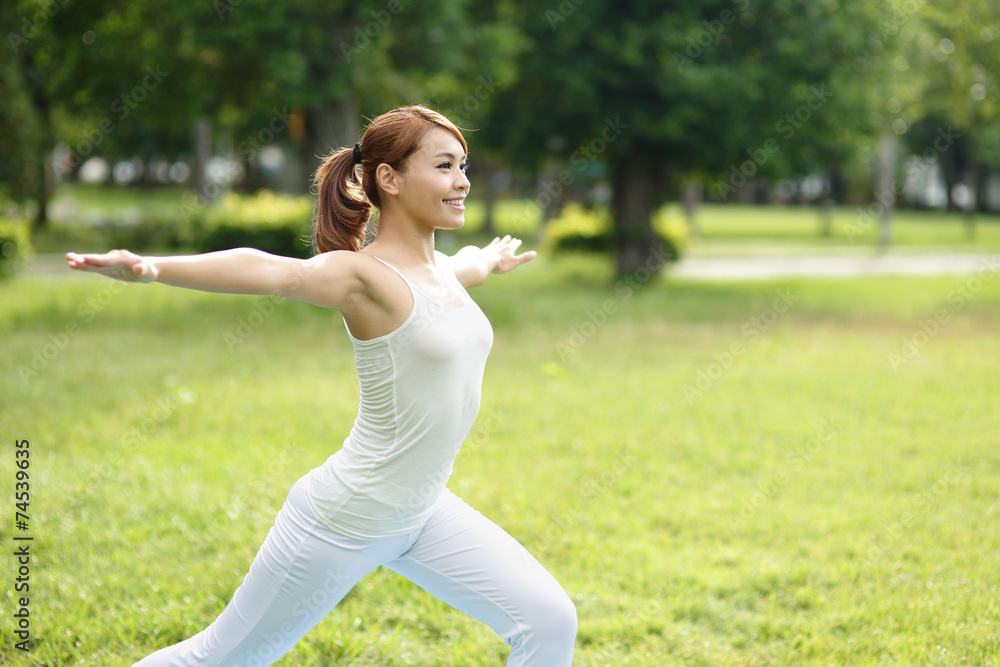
top-left (451, 235), bottom-right (536, 288)
top-left (66, 249), bottom-right (159, 283)
top-left (483, 235), bottom-right (536, 274)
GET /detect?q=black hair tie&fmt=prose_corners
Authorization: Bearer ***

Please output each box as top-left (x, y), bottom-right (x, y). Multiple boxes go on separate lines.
top-left (352, 143), bottom-right (362, 165)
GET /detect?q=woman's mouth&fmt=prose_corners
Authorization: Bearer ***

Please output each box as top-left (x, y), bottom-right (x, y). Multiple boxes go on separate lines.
top-left (444, 198), bottom-right (465, 211)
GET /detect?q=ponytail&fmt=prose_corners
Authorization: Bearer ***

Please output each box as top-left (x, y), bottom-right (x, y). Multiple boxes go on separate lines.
top-left (311, 105), bottom-right (468, 254)
top-left (312, 146), bottom-right (371, 253)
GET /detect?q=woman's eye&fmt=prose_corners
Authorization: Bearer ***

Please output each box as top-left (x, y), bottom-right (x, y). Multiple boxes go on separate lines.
top-left (460, 162), bottom-right (470, 173)
top-left (438, 162), bottom-right (451, 170)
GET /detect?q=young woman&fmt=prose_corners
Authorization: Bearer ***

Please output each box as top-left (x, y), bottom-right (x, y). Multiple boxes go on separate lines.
top-left (66, 105), bottom-right (577, 666)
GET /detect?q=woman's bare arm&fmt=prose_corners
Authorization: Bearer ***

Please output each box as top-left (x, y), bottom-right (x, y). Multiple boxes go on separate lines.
top-left (450, 235), bottom-right (536, 288)
top-left (66, 247), bottom-right (370, 309)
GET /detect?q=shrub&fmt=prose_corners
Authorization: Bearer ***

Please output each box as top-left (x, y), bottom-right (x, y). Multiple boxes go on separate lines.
top-left (542, 202), bottom-right (686, 260)
top-left (194, 191), bottom-right (314, 258)
top-left (0, 216), bottom-right (33, 278)
top-left (104, 210), bottom-right (194, 252)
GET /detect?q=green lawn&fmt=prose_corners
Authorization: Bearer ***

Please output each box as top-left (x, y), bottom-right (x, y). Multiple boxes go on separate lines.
top-left (2, 254), bottom-right (999, 665)
top-left (681, 204), bottom-right (1000, 253)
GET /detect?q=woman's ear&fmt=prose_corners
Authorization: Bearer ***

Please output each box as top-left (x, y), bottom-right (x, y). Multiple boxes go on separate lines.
top-left (376, 163), bottom-right (401, 196)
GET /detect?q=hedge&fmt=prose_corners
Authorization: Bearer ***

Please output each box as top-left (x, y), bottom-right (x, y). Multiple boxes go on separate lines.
top-left (193, 190), bottom-right (314, 258)
top-left (543, 202), bottom-right (686, 260)
top-left (0, 216), bottom-right (33, 278)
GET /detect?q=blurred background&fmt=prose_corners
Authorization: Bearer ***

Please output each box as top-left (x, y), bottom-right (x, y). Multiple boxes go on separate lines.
top-left (2, 0), bottom-right (998, 276)
top-left (3, 2), bottom-right (1000, 664)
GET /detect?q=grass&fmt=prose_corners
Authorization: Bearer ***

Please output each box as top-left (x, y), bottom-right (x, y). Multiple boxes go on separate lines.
top-left (48, 183), bottom-right (192, 219)
top-left (681, 204), bottom-right (1000, 254)
top-left (2, 252), bottom-right (1000, 665)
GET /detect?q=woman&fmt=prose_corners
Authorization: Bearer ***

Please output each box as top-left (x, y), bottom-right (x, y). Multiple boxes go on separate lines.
top-left (67, 105), bottom-right (577, 666)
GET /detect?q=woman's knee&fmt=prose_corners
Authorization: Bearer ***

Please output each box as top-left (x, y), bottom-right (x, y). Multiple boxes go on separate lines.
top-left (527, 586), bottom-right (577, 643)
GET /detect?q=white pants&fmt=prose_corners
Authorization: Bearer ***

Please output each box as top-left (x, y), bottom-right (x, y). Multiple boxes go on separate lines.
top-left (133, 478), bottom-right (576, 666)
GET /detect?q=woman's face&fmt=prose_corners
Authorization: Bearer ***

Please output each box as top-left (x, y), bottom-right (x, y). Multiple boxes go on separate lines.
top-left (391, 127), bottom-right (471, 232)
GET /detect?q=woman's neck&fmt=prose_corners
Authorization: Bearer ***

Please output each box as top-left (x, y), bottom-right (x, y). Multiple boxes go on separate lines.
top-left (365, 214), bottom-right (437, 267)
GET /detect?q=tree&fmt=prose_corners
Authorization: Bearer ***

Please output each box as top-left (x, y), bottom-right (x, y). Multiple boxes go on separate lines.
top-left (482, 0), bottom-right (887, 275)
top-left (0, 23), bottom-right (44, 208)
top-left (4, 0), bottom-right (215, 223)
top-left (2, 0), bottom-right (526, 226)
top-left (186, 0), bottom-right (526, 184)
top-left (907, 0), bottom-right (1000, 218)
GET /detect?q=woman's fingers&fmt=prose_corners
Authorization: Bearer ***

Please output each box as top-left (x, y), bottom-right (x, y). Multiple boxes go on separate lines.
top-left (66, 250), bottom-right (155, 283)
top-left (66, 252), bottom-right (106, 271)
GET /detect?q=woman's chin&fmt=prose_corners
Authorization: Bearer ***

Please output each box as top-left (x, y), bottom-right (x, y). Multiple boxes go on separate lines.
top-left (438, 216), bottom-right (465, 231)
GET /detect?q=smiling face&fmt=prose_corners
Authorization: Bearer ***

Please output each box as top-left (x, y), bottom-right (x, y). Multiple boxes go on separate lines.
top-left (389, 126), bottom-right (471, 232)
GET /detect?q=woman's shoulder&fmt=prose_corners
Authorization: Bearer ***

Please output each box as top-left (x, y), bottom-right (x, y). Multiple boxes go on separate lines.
top-left (433, 249), bottom-right (458, 275)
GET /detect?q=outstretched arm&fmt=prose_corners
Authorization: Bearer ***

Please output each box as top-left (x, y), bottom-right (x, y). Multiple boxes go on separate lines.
top-left (451, 235), bottom-right (536, 288)
top-left (65, 248), bottom-right (367, 309)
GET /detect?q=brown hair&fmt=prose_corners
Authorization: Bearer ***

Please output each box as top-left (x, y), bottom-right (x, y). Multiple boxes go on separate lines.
top-left (311, 105), bottom-right (468, 253)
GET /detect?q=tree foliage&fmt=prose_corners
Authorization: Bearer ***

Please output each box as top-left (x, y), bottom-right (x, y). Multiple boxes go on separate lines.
top-left (482, 0), bottom-right (888, 273)
top-left (2, 0), bottom-right (995, 248)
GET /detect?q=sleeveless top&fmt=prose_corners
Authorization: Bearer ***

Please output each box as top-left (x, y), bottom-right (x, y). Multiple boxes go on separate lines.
top-left (301, 252), bottom-right (494, 540)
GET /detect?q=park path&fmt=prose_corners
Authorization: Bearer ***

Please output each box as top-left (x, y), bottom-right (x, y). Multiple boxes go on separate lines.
top-left (668, 251), bottom-right (1000, 280)
top-left (20, 251), bottom-right (1000, 281)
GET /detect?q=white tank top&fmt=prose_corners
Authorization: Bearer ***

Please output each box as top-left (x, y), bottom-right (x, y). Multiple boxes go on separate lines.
top-left (302, 253), bottom-right (494, 539)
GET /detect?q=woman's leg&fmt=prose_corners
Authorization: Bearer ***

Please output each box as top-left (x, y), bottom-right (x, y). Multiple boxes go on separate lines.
top-left (133, 479), bottom-right (410, 667)
top-left (384, 490), bottom-right (577, 667)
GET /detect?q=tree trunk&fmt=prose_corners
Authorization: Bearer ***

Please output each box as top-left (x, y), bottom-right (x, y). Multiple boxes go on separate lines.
top-left (611, 153), bottom-right (663, 277)
top-left (538, 162), bottom-right (561, 223)
top-left (818, 170), bottom-right (833, 237)
top-left (940, 140), bottom-right (959, 212)
top-left (35, 149), bottom-right (49, 228)
top-left (481, 163), bottom-right (497, 238)
top-left (829, 165), bottom-right (846, 204)
top-left (876, 132), bottom-right (896, 247)
top-left (32, 100), bottom-right (53, 229)
top-left (975, 166), bottom-right (991, 213)
top-left (819, 199), bottom-right (834, 238)
top-left (192, 116), bottom-right (213, 201)
top-left (309, 94), bottom-right (359, 173)
top-left (683, 181), bottom-right (701, 239)
top-left (965, 160), bottom-right (979, 239)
